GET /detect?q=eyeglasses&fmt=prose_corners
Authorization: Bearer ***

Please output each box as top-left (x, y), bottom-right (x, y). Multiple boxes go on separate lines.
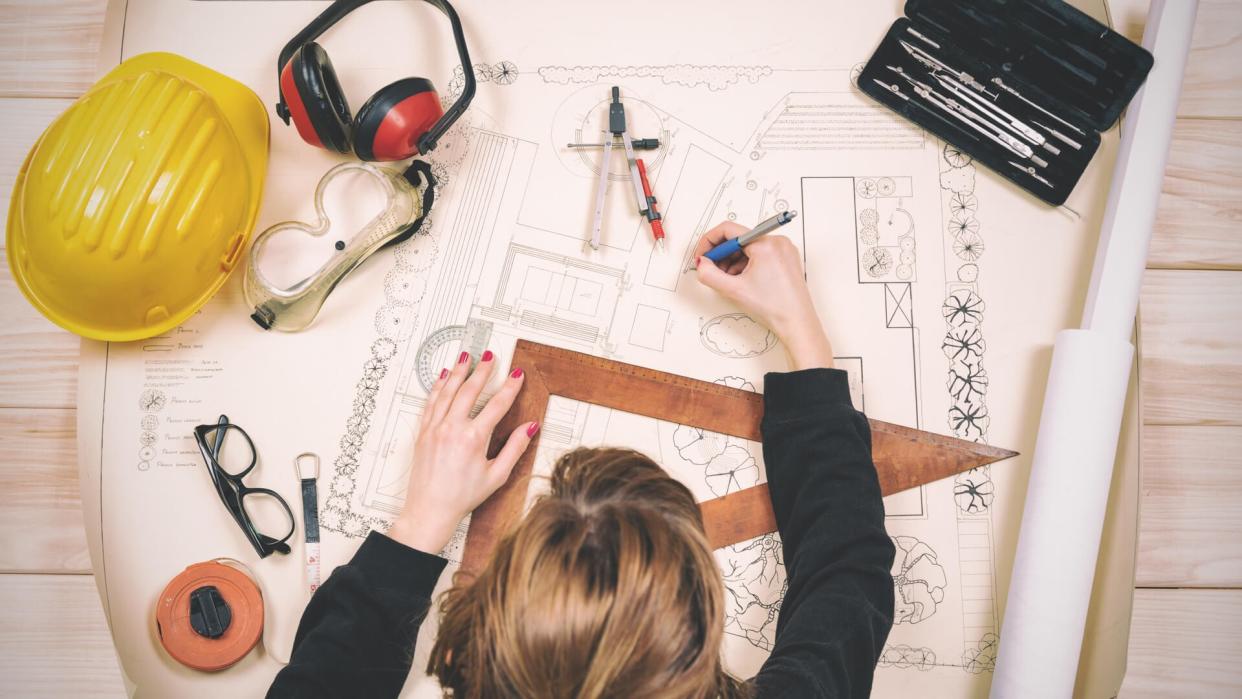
top-left (194, 415), bottom-right (294, 558)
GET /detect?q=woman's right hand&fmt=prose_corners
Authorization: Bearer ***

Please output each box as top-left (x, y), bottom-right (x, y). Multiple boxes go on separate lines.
top-left (693, 221), bottom-right (835, 370)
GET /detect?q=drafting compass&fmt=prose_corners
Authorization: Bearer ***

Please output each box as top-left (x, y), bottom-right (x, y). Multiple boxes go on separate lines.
top-left (577, 86), bottom-right (666, 251)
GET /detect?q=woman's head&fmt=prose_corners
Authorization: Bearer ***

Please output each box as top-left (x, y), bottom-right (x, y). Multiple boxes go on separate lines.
top-left (429, 447), bottom-right (749, 699)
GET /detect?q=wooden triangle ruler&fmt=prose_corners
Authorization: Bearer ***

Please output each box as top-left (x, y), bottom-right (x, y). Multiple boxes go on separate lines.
top-left (463, 340), bottom-right (1017, 572)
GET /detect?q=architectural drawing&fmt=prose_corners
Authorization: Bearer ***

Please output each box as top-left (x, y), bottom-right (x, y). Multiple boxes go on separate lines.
top-left (79, 2), bottom-right (1125, 696)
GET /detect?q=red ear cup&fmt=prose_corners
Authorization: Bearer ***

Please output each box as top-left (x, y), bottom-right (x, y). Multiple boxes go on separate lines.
top-left (351, 78), bottom-right (443, 162)
top-left (280, 42), bottom-right (353, 154)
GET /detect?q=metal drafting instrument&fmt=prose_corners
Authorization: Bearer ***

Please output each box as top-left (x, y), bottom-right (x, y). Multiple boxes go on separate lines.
top-left (1008, 161), bottom-right (1055, 189)
top-left (294, 452), bottom-right (322, 593)
top-left (636, 159), bottom-right (666, 251)
top-left (889, 67), bottom-right (1048, 167)
top-left (991, 76), bottom-right (1087, 138)
top-left (568, 138), bottom-right (660, 150)
top-left (899, 39), bottom-right (998, 99)
top-left (460, 340), bottom-right (1019, 572)
top-left (930, 73), bottom-right (1061, 156)
top-left (587, 87), bottom-right (665, 251)
top-left (703, 211), bottom-right (797, 263)
top-left (1031, 119), bottom-right (1084, 151)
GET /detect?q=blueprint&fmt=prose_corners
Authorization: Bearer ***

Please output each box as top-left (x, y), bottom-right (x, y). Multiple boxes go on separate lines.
top-left (76, 1), bottom-right (1134, 697)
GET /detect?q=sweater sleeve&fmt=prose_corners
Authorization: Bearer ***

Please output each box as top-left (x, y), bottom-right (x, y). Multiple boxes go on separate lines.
top-left (751, 368), bottom-right (896, 699)
top-left (268, 531), bottom-right (447, 699)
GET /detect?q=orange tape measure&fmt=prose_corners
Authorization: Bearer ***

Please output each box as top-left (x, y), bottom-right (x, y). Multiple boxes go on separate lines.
top-left (155, 560), bottom-right (265, 671)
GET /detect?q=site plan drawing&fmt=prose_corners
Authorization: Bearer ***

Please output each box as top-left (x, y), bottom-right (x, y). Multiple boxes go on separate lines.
top-left (77, 1), bottom-right (1132, 696)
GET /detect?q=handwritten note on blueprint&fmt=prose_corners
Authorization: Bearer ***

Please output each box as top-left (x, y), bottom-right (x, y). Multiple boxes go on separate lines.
top-left (78, 1), bottom-right (1132, 696)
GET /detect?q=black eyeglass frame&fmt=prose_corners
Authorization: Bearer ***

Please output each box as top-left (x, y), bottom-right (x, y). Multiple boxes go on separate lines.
top-left (193, 415), bottom-right (295, 559)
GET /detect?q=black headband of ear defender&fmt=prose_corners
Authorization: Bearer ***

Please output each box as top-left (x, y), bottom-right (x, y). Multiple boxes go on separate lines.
top-left (275, 0), bottom-right (476, 155)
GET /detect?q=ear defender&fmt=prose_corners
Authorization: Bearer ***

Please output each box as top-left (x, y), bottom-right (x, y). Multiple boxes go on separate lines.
top-left (351, 78), bottom-right (444, 162)
top-left (279, 42), bottom-right (353, 154)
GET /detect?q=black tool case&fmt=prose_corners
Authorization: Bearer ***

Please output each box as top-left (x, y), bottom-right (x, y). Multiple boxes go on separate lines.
top-left (858, 0), bottom-right (1153, 206)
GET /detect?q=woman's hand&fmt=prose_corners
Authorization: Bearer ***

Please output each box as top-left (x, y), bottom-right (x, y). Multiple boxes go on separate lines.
top-left (693, 221), bottom-right (834, 370)
top-left (386, 350), bottom-right (538, 555)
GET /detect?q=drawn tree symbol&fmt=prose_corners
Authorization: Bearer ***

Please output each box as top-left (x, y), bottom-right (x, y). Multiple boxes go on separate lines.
top-left (948, 211), bottom-right (980, 238)
top-left (942, 289), bottom-right (986, 327)
top-left (891, 536), bottom-right (947, 624)
top-left (719, 534), bottom-right (787, 650)
top-left (472, 62), bottom-right (495, 82)
top-left (879, 644), bottom-right (938, 671)
top-left (861, 247), bottom-right (893, 278)
top-left (493, 60), bottom-right (519, 85)
top-left (947, 361), bottom-right (989, 404)
top-left (953, 231), bottom-right (986, 261)
top-left (950, 191), bottom-right (978, 216)
top-left (859, 225), bottom-right (880, 246)
top-left (948, 401), bottom-right (991, 439)
top-left (943, 143), bottom-right (973, 168)
top-left (859, 208), bottom-right (879, 227)
top-left (954, 468), bottom-right (995, 513)
top-left (856, 179), bottom-right (878, 199)
top-left (963, 633), bottom-right (1000, 674)
top-left (943, 326), bottom-right (986, 363)
top-left (876, 177), bottom-right (897, 197)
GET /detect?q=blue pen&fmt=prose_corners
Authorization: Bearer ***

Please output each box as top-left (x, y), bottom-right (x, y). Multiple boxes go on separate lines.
top-left (703, 210), bottom-right (798, 263)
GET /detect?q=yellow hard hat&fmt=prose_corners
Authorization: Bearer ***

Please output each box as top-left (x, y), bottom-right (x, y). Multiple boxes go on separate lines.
top-left (6, 52), bottom-right (269, 341)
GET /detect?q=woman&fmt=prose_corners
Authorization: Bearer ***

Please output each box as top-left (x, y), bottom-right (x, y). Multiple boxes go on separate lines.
top-left (270, 222), bottom-right (896, 698)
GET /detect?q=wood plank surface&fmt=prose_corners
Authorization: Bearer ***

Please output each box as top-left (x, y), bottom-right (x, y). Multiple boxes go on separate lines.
top-left (1136, 425), bottom-right (1242, 587)
top-left (0, 0), bottom-right (107, 98)
top-left (1120, 588), bottom-right (1242, 698)
top-left (0, 264), bottom-right (80, 410)
top-left (0, 407), bottom-right (91, 574)
top-left (1140, 270), bottom-right (1242, 426)
top-left (0, 573), bottom-right (124, 697)
top-left (1150, 120), bottom-right (1242, 270)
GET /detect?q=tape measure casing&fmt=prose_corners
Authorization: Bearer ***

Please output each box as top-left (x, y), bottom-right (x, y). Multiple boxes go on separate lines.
top-left (155, 560), bottom-right (264, 672)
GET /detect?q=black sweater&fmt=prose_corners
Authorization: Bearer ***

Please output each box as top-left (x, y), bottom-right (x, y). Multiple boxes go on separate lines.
top-left (270, 368), bottom-right (895, 698)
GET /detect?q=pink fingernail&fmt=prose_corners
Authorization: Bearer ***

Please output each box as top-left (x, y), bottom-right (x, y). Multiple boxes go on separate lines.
top-left (510, 368), bottom-right (523, 379)
top-left (526, 422), bottom-right (540, 437)
top-left (439, 368), bottom-right (448, 380)
top-left (481, 350), bottom-right (494, 362)
top-left (458, 351), bottom-right (469, 364)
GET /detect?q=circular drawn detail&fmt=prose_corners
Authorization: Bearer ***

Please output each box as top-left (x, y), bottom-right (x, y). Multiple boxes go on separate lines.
top-left (856, 179), bottom-right (878, 199)
top-left (899, 251), bottom-right (916, 266)
top-left (861, 247), bottom-right (893, 278)
top-left (141, 415), bottom-right (159, 431)
top-left (375, 305), bottom-right (418, 342)
top-left (138, 461), bottom-right (151, 472)
top-left (749, 150), bottom-right (762, 161)
top-left (774, 199), bottom-right (789, 211)
top-left (745, 180), bottom-right (757, 191)
top-left (896, 264), bottom-right (913, 280)
top-left (859, 208), bottom-right (879, 227)
top-left (957, 263), bottom-right (979, 282)
top-left (950, 192), bottom-right (978, 216)
top-left (899, 236), bottom-right (916, 252)
top-left (383, 270), bottom-right (427, 307)
top-left (859, 225), bottom-right (879, 247)
top-left (948, 212), bottom-right (980, 238)
top-left (727, 212), bottom-right (737, 221)
top-left (139, 389), bottom-right (166, 412)
top-left (953, 232), bottom-right (986, 262)
top-left (954, 470), bottom-right (995, 516)
top-left (446, 75), bottom-right (465, 100)
top-left (493, 60), bottom-right (519, 85)
top-left (139, 446), bottom-right (156, 461)
top-left (876, 177), bottom-right (896, 197)
top-left (472, 62), bottom-right (495, 82)
top-left (395, 231), bottom-right (439, 272)
top-left (943, 143), bottom-right (973, 168)
top-left (140, 431), bottom-right (157, 446)
top-left (372, 338), bottom-right (397, 361)
top-left (879, 644), bottom-right (937, 671)
top-left (942, 289), bottom-right (986, 327)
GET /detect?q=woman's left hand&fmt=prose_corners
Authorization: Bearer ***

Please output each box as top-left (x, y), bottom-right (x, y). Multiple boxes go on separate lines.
top-left (386, 350), bottom-right (538, 555)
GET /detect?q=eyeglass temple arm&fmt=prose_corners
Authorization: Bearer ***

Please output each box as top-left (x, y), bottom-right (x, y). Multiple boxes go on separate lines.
top-left (210, 414), bottom-right (229, 460)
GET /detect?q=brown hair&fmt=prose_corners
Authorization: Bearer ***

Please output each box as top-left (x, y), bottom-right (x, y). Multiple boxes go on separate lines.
top-left (429, 447), bottom-right (752, 699)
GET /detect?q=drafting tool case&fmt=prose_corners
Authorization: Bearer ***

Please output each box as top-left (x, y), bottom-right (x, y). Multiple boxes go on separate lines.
top-left (859, 0), bottom-right (1153, 205)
